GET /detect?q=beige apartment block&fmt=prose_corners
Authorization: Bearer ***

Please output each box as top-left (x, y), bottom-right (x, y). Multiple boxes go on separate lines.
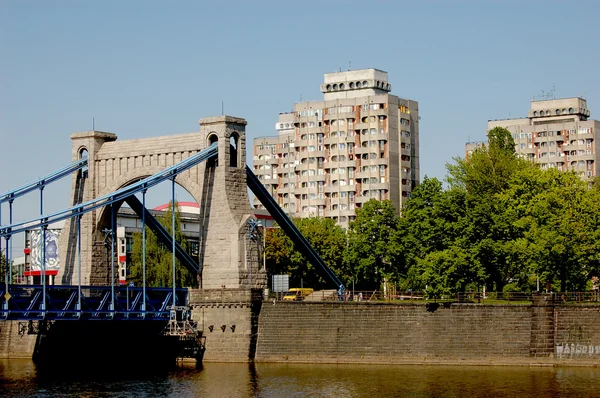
top-left (467, 97), bottom-right (599, 180)
top-left (253, 68), bottom-right (420, 228)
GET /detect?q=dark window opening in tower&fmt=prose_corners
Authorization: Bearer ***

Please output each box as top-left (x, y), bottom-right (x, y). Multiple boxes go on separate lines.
top-left (79, 148), bottom-right (89, 178)
top-left (230, 134), bottom-right (238, 167)
top-left (208, 134), bottom-right (218, 167)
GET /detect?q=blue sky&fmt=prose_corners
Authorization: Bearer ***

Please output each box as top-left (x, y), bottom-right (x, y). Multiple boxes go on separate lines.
top-left (1, 0), bottom-right (599, 235)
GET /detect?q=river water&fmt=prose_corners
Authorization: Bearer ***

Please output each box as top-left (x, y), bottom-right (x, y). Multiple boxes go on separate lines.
top-left (1, 359), bottom-right (600, 397)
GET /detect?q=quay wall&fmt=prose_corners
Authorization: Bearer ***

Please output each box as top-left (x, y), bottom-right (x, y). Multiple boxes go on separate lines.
top-left (189, 288), bottom-right (262, 363)
top-left (0, 321), bottom-right (38, 359)
top-left (2, 298), bottom-right (600, 366)
top-left (255, 301), bottom-right (600, 366)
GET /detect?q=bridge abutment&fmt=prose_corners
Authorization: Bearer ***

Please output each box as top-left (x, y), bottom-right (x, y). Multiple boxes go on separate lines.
top-left (189, 288), bottom-right (264, 362)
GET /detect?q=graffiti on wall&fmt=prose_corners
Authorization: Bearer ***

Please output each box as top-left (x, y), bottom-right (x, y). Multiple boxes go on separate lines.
top-left (556, 343), bottom-right (600, 358)
top-left (29, 229), bottom-right (61, 271)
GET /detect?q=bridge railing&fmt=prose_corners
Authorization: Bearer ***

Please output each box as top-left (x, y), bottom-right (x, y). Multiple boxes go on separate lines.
top-left (0, 284), bottom-right (188, 321)
top-left (276, 290), bottom-right (600, 304)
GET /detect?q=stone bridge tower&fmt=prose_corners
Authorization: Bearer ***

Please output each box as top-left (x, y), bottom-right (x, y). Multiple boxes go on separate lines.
top-left (57, 116), bottom-right (267, 290)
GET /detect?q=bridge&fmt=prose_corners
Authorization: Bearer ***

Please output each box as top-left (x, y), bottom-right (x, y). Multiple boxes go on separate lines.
top-left (0, 116), bottom-right (344, 322)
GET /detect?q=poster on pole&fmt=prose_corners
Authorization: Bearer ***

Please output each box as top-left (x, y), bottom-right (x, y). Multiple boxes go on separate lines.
top-left (272, 274), bottom-right (289, 293)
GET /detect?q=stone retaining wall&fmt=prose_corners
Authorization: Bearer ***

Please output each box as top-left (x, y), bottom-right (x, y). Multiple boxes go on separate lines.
top-left (255, 302), bottom-right (600, 365)
top-left (2, 300), bottom-right (599, 366)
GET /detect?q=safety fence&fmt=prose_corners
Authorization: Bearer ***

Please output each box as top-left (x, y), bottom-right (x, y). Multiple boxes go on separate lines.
top-left (276, 290), bottom-right (600, 304)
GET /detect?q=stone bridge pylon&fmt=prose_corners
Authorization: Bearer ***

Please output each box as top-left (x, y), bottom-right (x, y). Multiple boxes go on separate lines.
top-left (57, 116), bottom-right (267, 290)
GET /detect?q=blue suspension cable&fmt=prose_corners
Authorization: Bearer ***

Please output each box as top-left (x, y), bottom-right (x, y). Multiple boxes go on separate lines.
top-left (0, 158), bottom-right (88, 204)
top-left (0, 144), bottom-right (217, 237)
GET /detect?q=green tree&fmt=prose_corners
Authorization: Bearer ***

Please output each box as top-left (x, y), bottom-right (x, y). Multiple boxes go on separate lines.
top-left (447, 126), bottom-right (524, 197)
top-left (128, 202), bottom-right (197, 288)
top-left (346, 199), bottom-right (400, 290)
top-left (265, 217), bottom-right (347, 289)
top-left (397, 177), bottom-right (484, 295)
top-left (446, 127), bottom-right (532, 291)
top-left (501, 167), bottom-right (600, 291)
top-left (0, 251), bottom-right (6, 284)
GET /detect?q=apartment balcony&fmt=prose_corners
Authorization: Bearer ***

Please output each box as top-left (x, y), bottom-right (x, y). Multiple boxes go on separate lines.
top-left (355, 171), bottom-right (377, 179)
top-left (359, 157), bottom-right (387, 167)
top-left (295, 162), bottom-right (311, 172)
top-left (313, 174), bottom-right (327, 182)
top-left (299, 174), bottom-right (319, 183)
top-left (293, 186), bottom-right (309, 195)
top-left (354, 147), bottom-right (371, 155)
top-left (256, 148), bottom-right (276, 156)
top-left (328, 148), bottom-right (342, 157)
top-left (277, 186), bottom-right (292, 194)
top-left (346, 135), bottom-right (359, 144)
top-left (279, 164), bottom-right (295, 173)
top-left (311, 198), bottom-right (327, 207)
top-left (298, 151), bottom-right (310, 160)
top-left (338, 159), bottom-right (358, 168)
top-left (365, 182), bottom-right (389, 191)
top-left (341, 209), bottom-right (357, 217)
top-left (575, 132), bottom-right (594, 140)
top-left (326, 160), bottom-right (339, 168)
top-left (280, 177), bottom-right (296, 184)
top-left (355, 195), bottom-right (371, 204)
top-left (374, 132), bottom-right (388, 141)
top-left (340, 184), bottom-right (357, 192)
top-left (325, 209), bottom-right (340, 218)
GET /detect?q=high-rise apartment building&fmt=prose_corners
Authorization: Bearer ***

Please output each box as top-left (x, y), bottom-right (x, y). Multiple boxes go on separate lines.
top-left (467, 97), bottom-right (598, 179)
top-left (253, 68), bottom-right (419, 228)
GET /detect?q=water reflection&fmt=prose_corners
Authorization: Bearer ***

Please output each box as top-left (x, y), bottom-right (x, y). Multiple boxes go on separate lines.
top-left (2, 359), bottom-right (600, 397)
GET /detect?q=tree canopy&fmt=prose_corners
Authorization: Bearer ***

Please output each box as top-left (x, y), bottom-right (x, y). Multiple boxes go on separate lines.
top-left (262, 127), bottom-right (600, 294)
top-left (128, 202), bottom-right (197, 288)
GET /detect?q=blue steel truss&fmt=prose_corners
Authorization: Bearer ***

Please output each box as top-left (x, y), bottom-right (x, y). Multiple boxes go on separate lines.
top-left (0, 284), bottom-right (187, 321)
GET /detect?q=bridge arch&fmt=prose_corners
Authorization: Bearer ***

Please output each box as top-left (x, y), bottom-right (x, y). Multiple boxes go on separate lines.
top-left (57, 116), bottom-right (266, 289)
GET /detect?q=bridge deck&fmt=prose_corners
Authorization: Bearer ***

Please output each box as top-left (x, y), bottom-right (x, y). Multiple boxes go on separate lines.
top-left (0, 284), bottom-right (188, 321)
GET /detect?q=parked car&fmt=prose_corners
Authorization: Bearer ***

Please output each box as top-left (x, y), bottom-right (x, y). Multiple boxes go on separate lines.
top-left (283, 288), bottom-right (314, 301)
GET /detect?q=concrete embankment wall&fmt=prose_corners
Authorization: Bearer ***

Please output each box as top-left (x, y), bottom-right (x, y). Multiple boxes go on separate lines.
top-left (189, 288), bottom-right (263, 363)
top-left (255, 302), bottom-right (600, 366)
top-left (0, 321), bottom-right (38, 359)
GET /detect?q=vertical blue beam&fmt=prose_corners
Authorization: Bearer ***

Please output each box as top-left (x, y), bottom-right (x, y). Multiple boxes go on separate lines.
top-left (171, 177), bottom-right (176, 307)
top-left (1, 200), bottom-right (4, 312)
top-left (3, 235), bottom-right (8, 313)
top-left (142, 189), bottom-right (147, 312)
top-left (8, 200), bottom-right (13, 283)
top-left (40, 187), bottom-right (46, 312)
top-left (77, 213), bottom-right (82, 315)
top-left (110, 202), bottom-right (115, 315)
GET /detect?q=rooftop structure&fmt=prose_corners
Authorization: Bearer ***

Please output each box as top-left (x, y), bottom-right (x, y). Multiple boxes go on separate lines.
top-left (467, 97), bottom-right (598, 179)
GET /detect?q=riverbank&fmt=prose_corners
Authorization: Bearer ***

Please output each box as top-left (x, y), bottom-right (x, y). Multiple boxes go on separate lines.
top-left (2, 290), bottom-right (600, 367)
